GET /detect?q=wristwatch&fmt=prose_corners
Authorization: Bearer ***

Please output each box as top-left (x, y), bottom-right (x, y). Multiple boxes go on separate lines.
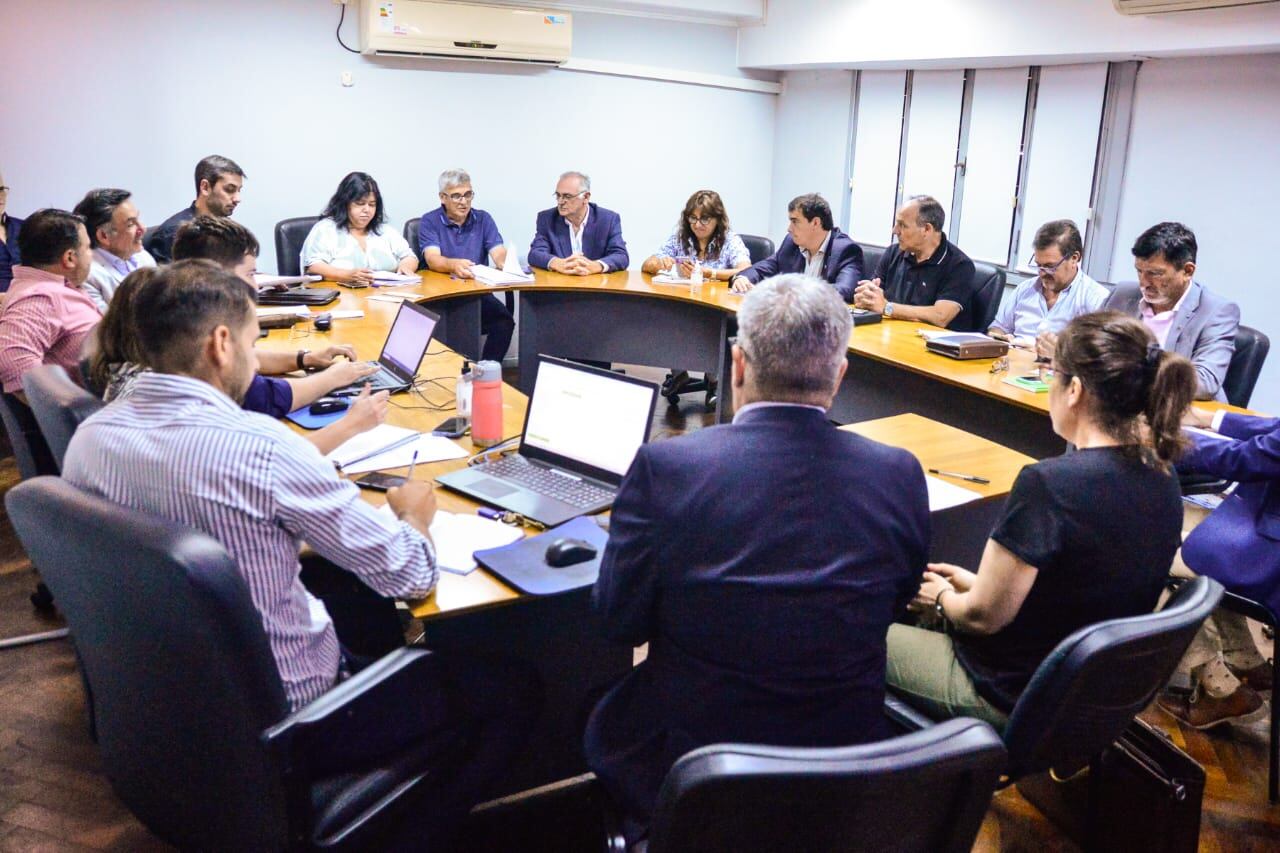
top-left (883, 302), bottom-right (895, 318)
top-left (296, 350), bottom-right (310, 371)
top-left (934, 586), bottom-right (951, 621)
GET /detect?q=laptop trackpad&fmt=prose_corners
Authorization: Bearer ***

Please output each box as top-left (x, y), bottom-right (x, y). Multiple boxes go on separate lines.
top-left (469, 478), bottom-right (518, 499)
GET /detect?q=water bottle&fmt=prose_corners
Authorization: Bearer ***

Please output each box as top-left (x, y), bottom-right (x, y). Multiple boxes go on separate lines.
top-left (455, 360), bottom-right (472, 429)
top-left (690, 259), bottom-right (704, 295)
top-left (470, 360), bottom-right (503, 448)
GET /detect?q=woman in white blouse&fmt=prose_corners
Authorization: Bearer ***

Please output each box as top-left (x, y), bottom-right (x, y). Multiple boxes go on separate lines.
top-left (301, 172), bottom-right (418, 286)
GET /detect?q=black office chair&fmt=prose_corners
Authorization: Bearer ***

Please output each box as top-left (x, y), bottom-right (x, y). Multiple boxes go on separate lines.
top-left (856, 242), bottom-right (887, 281)
top-left (967, 261), bottom-right (1006, 333)
top-left (4, 476), bottom-right (464, 851)
top-left (404, 217), bottom-right (422, 262)
top-left (22, 365), bottom-right (104, 471)
top-left (737, 234), bottom-right (774, 266)
top-left (886, 576), bottom-right (1222, 785)
top-left (1223, 324), bottom-right (1269, 408)
top-left (631, 718), bottom-right (1005, 853)
top-left (274, 216), bottom-right (320, 277)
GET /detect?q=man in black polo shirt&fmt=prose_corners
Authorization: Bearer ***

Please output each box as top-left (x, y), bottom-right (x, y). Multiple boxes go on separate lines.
top-left (145, 155), bottom-right (245, 263)
top-left (853, 195), bottom-right (977, 330)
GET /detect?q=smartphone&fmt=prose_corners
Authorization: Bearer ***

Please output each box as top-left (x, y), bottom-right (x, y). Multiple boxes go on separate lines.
top-left (354, 472), bottom-right (408, 492)
top-left (432, 417), bottom-right (468, 438)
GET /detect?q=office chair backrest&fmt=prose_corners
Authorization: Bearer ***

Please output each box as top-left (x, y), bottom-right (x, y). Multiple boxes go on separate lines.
top-left (22, 365), bottom-right (104, 470)
top-left (968, 261), bottom-right (1006, 333)
top-left (857, 242), bottom-right (886, 281)
top-left (0, 391), bottom-right (58, 479)
top-left (647, 718), bottom-right (1006, 853)
top-left (404, 216), bottom-right (422, 262)
top-left (738, 234), bottom-right (775, 266)
top-left (1002, 575), bottom-right (1221, 781)
top-left (274, 216), bottom-right (320, 277)
top-left (5, 477), bottom-right (292, 850)
top-left (1223, 324), bottom-right (1269, 408)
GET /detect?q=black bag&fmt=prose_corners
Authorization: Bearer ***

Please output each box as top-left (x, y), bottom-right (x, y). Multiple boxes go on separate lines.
top-left (1017, 717), bottom-right (1205, 852)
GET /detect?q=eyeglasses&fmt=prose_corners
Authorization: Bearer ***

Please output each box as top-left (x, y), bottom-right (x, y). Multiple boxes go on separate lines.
top-left (553, 191), bottom-right (587, 202)
top-left (1027, 253), bottom-right (1077, 274)
top-left (687, 216), bottom-right (717, 226)
top-left (443, 191), bottom-right (475, 203)
top-left (989, 357), bottom-right (1009, 374)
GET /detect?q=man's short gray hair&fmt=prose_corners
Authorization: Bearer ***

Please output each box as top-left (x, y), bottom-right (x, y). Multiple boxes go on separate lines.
top-left (438, 168), bottom-right (471, 193)
top-left (559, 171), bottom-right (590, 192)
top-left (736, 273), bottom-right (852, 403)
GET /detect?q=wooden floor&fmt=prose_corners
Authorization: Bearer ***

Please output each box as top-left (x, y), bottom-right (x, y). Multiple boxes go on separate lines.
top-left (2, 368), bottom-right (1279, 851)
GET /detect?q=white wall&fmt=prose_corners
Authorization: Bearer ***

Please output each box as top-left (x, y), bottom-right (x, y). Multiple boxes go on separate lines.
top-left (0, 0), bottom-right (777, 272)
top-left (738, 0), bottom-right (1280, 69)
top-left (768, 70), bottom-right (854, 240)
top-left (1109, 53), bottom-right (1280, 414)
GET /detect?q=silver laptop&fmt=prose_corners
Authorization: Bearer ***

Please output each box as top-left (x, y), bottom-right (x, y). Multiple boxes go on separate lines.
top-left (435, 356), bottom-right (659, 526)
top-left (331, 300), bottom-right (440, 396)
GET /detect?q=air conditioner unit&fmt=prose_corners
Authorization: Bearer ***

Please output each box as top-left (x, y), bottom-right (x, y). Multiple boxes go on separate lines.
top-left (358, 0), bottom-right (572, 66)
top-left (1113, 0), bottom-right (1276, 13)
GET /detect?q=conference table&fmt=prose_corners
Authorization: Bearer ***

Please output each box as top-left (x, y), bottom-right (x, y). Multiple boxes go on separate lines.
top-left (256, 280), bottom-right (1038, 796)
top-left (342, 267), bottom-right (1064, 459)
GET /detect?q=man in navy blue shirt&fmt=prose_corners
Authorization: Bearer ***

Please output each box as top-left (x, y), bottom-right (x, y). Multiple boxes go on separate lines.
top-left (0, 169), bottom-right (23, 292)
top-left (418, 168), bottom-right (515, 363)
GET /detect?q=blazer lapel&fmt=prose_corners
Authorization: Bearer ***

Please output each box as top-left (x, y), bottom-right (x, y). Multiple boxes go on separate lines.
top-left (1165, 281), bottom-right (1202, 355)
top-left (551, 214), bottom-right (572, 258)
top-left (582, 204), bottom-right (601, 258)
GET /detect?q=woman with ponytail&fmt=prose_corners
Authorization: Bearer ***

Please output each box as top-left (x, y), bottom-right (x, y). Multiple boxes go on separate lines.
top-left (885, 311), bottom-right (1196, 729)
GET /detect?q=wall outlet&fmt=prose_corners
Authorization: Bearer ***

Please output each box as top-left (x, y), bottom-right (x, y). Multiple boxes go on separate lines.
top-left (341, 71), bottom-right (354, 87)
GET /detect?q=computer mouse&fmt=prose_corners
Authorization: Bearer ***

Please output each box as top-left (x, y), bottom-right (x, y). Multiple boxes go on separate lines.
top-left (545, 537), bottom-right (598, 568)
top-left (314, 312), bottom-right (333, 331)
top-left (309, 397), bottom-right (349, 416)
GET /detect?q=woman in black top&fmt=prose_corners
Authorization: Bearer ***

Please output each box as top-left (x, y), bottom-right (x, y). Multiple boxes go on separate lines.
top-left (885, 311), bottom-right (1197, 729)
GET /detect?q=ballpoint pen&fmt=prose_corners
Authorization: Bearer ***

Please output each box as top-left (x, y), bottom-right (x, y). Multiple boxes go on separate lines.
top-left (334, 432), bottom-right (421, 470)
top-left (406, 450), bottom-right (419, 481)
top-left (928, 468), bottom-right (991, 485)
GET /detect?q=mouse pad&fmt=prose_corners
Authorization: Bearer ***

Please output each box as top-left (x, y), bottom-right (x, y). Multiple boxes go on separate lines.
top-left (474, 515), bottom-right (608, 595)
top-left (285, 406), bottom-right (347, 430)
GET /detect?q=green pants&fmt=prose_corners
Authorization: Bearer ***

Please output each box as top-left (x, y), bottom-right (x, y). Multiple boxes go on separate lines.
top-left (885, 624), bottom-right (1010, 732)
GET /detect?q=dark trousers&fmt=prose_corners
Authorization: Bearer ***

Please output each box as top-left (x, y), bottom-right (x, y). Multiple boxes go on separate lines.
top-left (480, 293), bottom-right (515, 363)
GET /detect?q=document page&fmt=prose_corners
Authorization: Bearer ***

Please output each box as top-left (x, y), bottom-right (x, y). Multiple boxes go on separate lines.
top-left (925, 475), bottom-right (983, 511)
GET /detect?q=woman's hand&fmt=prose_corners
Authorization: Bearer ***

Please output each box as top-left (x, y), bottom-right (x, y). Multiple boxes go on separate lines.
top-left (344, 268), bottom-right (375, 287)
top-left (396, 257), bottom-right (419, 276)
top-left (927, 562), bottom-right (975, 592)
top-left (911, 570), bottom-right (955, 613)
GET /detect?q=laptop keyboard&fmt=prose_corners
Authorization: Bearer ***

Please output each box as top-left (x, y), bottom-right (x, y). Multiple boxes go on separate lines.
top-left (335, 365), bottom-right (402, 394)
top-left (483, 455), bottom-right (613, 509)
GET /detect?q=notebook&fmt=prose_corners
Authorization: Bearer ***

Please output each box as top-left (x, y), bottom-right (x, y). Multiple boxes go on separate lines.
top-left (329, 300), bottom-right (440, 396)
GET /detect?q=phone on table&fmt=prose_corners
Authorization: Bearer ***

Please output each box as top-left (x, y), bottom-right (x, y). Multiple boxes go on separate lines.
top-left (432, 417), bottom-right (468, 439)
top-left (354, 472), bottom-right (408, 492)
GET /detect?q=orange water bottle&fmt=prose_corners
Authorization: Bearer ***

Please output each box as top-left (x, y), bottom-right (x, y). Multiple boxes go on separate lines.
top-left (471, 360), bottom-right (503, 448)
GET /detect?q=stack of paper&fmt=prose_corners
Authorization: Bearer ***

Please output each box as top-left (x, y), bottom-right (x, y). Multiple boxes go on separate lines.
top-left (255, 273), bottom-right (321, 288)
top-left (326, 425), bottom-right (468, 474)
top-left (652, 273), bottom-right (694, 285)
top-left (371, 271), bottom-right (421, 285)
top-left (471, 264), bottom-right (534, 285)
top-left (379, 505), bottom-right (524, 575)
top-left (368, 292), bottom-right (418, 303)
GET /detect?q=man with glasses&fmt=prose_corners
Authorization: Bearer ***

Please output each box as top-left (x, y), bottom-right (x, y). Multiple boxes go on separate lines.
top-left (988, 220), bottom-right (1108, 347)
top-left (529, 171), bottom-right (629, 275)
top-left (730, 193), bottom-right (862, 299)
top-left (854, 195), bottom-right (977, 329)
top-left (418, 168), bottom-right (514, 362)
top-left (1103, 221), bottom-right (1239, 401)
top-left (0, 172), bottom-right (23, 291)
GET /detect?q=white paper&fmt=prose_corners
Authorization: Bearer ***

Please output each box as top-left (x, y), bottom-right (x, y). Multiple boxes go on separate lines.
top-left (378, 506), bottom-right (524, 575)
top-left (652, 273), bottom-right (694, 285)
top-left (255, 273), bottom-right (321, 288)
top-left (327, 425), bottom-right (468, 474)
top-left (471, 264), bottom-right (533, 285)
top-left (925, 475), bottom-right (983, 511)
top-left (501, 243), bottom-right (526, 276)
top-left (915, 329), bottom-right (951, 342)
top-left (256, 305), bottom-right (311, 318)
top-left (1184, 426), bottom-right (1232, 442)
top-left (329, 310), bottom-right (365, 320)
top-left (368, 292), bottom-right (417, 303)
top-left (371, 271), bottom-right (420, 284)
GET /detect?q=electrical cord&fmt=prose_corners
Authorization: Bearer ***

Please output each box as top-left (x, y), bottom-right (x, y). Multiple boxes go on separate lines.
top-left (336, 3), bottom-right (360, 54)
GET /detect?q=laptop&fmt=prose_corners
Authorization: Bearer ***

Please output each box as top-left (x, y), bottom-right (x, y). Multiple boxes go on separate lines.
top-left (435, 356), bottom-right (659, 527)
top-left (330, 300), bottom-right (440, 396)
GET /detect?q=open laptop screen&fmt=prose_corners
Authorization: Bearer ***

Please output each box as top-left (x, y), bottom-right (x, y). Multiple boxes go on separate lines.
top-left (380, 301), bottom-right (439, 378)
top-left (521, 358), bottom-right (657, 481)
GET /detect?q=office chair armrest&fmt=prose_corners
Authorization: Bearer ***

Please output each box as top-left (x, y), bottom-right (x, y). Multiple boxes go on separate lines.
top-left (884, 691), bottom-right (935, 733)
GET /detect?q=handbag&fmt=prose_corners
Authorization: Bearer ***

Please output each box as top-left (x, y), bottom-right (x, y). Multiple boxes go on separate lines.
top-left (1016, 717), bottom-right (1204, 852)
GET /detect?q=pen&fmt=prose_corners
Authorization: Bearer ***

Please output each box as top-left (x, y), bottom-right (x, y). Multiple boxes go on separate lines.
top-left (928, 469), bottom-right (991, 485)
top-left (406, 450), bottom-right (419, 481)
top-left (335, 432), bottom-right (421, 470)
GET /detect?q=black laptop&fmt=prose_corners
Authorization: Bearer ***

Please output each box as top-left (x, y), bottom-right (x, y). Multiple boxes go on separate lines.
top-left (435, 356), bottom-right (659, 527)
top-left (257, 283), bottom-right (339, 306)
top-left (330, 300), bottom-right (440, 396)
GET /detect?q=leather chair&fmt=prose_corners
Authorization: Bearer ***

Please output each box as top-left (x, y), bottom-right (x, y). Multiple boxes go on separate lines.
top-left (886, 576), bottom-right (1222, 784)
top-left (1223, 324), bottom-right (1269, 408)
top-left (857, 242), bottom-right (886, 280)
top-left (634, 718), bottom-right (1006, 853)
top-left (404, 217), bottom-right (422, 262)
top-left (968, 261), bottom-right (1006, 333)
top-left (5, 476), bottom-right (463, 851)
top-left (22, 365), bottom-right (104, 470)
top-left (737, 234), bottom-right (774, 266)
top-left (274, 216), bottom-right (320, 277)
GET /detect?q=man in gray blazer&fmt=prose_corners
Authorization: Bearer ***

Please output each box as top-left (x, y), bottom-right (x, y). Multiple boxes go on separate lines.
top-left (1104, 222), bottom-right (1239, 402)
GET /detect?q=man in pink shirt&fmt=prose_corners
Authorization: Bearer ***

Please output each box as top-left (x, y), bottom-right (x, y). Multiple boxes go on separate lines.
top-left (0, 208), bottom-right (101, 401)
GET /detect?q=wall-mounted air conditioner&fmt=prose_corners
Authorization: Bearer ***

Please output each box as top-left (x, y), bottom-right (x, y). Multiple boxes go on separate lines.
top-left (1113, 0), bottom-right (1276, 13)
top-left (358, 0), bottom-right (572, 66)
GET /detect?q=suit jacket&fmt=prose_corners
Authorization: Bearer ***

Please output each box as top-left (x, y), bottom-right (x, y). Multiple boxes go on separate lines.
top-left (527, 202), bottom-right (629, 271)
top-left (739, 227), bottom-right (864, 301)
top-left (1104, 281), bottom-right (1240, 402)
top-left (584, 405), bottom-right (930, 827)
top-left (1181, 413), bottom-right (1280, 615)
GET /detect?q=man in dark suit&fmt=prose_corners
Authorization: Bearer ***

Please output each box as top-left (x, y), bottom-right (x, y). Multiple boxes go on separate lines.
top-left (528, 171), bottom-right (628, 274)
top-left (731, 193), bottom-right (863, 301)
top-left (585, 273), bottom-right (931, 842)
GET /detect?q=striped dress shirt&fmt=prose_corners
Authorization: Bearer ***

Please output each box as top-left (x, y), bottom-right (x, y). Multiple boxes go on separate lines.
top-left (62, 373), bottom-right (437, 709)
